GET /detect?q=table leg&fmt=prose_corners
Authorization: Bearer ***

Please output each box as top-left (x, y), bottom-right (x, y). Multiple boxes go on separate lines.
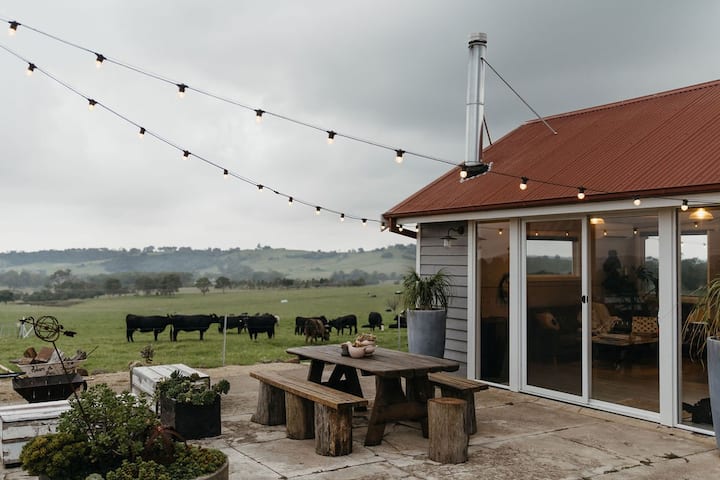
top-left (406, 376), bottom-right (433, 438)
top-left (326, 365), bottom-right (363, 397)
top-left (365, 376), bottom-right (427, 446)
top-left (307, 360), bottom-right (325, 383)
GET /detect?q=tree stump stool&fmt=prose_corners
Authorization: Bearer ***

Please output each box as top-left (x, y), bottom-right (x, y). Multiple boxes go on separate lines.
top-left (428, 397), bottom-right (468, 464)
top-left (285, 392), bottom-right (314, 439)
top-left (251, 382), bottom-right (286, 425)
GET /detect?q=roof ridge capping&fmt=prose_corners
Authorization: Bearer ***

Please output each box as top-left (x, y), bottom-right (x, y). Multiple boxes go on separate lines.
top-left (526, 78), bottom-right (720, 125)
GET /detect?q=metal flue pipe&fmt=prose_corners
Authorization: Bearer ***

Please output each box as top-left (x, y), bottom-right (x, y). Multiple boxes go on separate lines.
top-left (464, 32), bottom-right (487, 167)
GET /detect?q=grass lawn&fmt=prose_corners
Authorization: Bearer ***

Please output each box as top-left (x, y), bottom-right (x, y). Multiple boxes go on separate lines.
top-left (0, 284), bottom-right (407, 373)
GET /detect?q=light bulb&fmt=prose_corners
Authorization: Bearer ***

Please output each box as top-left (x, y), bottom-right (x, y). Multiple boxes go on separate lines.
top-left (362, 219), bottom-right (367, 227)
top-left (26, 63), bottom-right (35, 76)
top-left (340, 213), bottom-right (345, 222)
top-left (520, 177), bottom-right (528, 190)
top-left (95, 53), bottom-right (105, 68)
top-left (177, 83), bottom-right (187, 98)
top-left (255, 109), bottom-right (264, 123)
top-left (257, 184), bottom-right (264, 191)
top-left (395, 149), bottom-right (404, 164)
top-left (88, 99), bottom-right (96, 111)
top-left (460, 165), bottom-right (468, 179)
top-left (681, 199), bottom-right (689, 211)
top-left (183, 150), bottom-right (190, 160)
top-left (633, 197), bottom-right (641, 206)
top-left (498, 228), bottom-right (503, 235)
top-left (288, 196), bottom-right (293, 206)
top-left (138, 127), bottom-right (145, 138)
top-left (577, 187), bottom-right (586, 200)
top-left (223, 169), bottom-right (229, 179)
top-left (327, 131), bottom-right (335, 145)
top-left (8, 21), bottom-right (19, 36)
top-left (315, 206), bottom-right (321, 216)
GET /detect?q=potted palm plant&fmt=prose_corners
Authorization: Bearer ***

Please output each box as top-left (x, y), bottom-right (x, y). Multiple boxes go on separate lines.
top-left (401, 269), bottom-right (451, 358)
top-left (684, 276), bottom-right (720, 447)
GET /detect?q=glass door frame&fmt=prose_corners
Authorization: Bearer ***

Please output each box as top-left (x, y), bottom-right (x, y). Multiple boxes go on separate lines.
top-left (520, 216), bottom-right (590, 404)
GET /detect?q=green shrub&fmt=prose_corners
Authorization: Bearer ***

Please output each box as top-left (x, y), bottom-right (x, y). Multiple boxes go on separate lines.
top-left (20, 383), bottom-right (226, 479)
top-left (20, 432), bottom-right (92, 480)
top-left (156, 371), bottom-right (230, 406)
top-left (58, 384), bottom-right (159, 471)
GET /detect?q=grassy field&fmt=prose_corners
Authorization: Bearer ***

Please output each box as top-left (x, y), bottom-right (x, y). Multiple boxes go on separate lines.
top-left (0, 284), bottom-right (407, 373)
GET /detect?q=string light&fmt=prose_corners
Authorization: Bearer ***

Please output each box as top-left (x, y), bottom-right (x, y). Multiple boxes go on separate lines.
top-left (8, 21), bottom-right (19, 36)
top-left (326, 130), bottom-right (335, 145)
top-left (95, 53), bottom-right (105, 68)
top-left (315, 206), bottom-right (321, 215)
top-left (633, 197), bottom-right (641, 206)
top-left (0, 43), bottom-right (380, 228)
top-left (633, 227), bottom-right (639, 235)
top-left (460, 165), bottom-right (468, 179)
top-left (520, 177), bottom-right (528, 190)
top-left (26, 62), bottom-right (35, 75)
top-left (577, 187), bottom-right (586, 200)
top-left (395, 149), bottom-right (405, 164)
top-left (498, 228), bottom-right (503, 235)
top-left (177, 83), bottom-right (187, 98)
top-left (398, 224), bottom-right (403, 232)
top-left (255, 109), bottom-right (264, 123)
top-left (681, 199), bottom-right (689, 211)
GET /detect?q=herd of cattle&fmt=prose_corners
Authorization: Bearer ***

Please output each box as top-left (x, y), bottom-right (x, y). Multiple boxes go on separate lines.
top-left (125, 311), bottom-right (387, 343)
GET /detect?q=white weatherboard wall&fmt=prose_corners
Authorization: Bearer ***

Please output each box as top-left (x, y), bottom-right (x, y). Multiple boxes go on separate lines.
top-left (418, 223), bottom-right (469, 375)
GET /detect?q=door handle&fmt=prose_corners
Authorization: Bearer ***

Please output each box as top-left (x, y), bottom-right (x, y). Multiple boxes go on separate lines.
top-left (581, 295), bottom-right (588, 304)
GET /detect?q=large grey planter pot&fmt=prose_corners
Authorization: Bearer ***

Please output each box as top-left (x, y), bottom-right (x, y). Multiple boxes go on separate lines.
top-left (407, 309), bottom-right (447, 358)
top-left (708, 337), bottom-right (720, 448)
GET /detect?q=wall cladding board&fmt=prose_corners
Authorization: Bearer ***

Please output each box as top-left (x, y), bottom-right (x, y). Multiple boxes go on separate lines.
top-left (419, 222), bottom-right (470, 371)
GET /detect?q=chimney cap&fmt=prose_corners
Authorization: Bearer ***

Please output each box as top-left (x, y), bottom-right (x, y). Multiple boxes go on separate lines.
top-left (468, 32), bottom-right (487, 46)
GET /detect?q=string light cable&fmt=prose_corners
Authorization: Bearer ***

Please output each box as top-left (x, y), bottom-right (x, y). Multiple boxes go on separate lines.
top-left (0, 42), bottom-right (380, 226)
top-left (0, 19), bottom-right (709, 211)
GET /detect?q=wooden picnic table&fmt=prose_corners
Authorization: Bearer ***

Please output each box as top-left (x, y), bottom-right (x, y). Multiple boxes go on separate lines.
top-left (286, 345), bottom-right (459, 446)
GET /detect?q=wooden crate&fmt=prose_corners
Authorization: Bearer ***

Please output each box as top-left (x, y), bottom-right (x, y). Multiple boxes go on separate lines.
top-left (0, 400), bottom-right (70, 466)
top-left (130, 364), bottom-right (209, 399)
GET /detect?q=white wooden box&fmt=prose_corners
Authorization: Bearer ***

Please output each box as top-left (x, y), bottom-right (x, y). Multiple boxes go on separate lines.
top-left (0, 400), bottom-right (70, 465)
top-left (130, 364), bottom-right (209, 399)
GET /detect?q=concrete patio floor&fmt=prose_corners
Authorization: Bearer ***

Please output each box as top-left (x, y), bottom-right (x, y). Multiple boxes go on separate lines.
top-left (2, 362), bottom-right (719, 479)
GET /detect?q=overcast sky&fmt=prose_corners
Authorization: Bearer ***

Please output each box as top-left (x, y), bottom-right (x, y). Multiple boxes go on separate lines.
top-left (1, 1), bottom-right (719, 253)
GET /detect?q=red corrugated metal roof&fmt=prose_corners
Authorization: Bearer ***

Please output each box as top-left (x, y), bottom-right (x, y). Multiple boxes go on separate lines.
top-left (384, 79), bottom-right (720, 220)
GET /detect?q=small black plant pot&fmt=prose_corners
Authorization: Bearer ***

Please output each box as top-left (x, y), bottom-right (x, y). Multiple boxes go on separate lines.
top-left (160, 395), bottom-right (221, 440)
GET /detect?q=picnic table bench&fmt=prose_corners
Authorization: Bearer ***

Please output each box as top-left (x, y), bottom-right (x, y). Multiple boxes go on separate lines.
top-left (250, 369), bottom-right (368, 456)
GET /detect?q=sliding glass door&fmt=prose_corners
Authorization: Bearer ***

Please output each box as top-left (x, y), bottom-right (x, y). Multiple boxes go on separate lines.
top-left (525, 219), bottom-right (583, 395)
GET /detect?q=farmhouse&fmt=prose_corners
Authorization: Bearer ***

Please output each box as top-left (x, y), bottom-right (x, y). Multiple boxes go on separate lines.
top-left (384, 77), bottom-right (720, 435)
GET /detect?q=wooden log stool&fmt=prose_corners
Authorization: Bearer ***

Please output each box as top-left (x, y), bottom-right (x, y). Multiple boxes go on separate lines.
top-left (428, 397), bottom-right (468, 464)
top-left (251, 379), bottom-right (286, 426)
top-left (428, 372), bottom-right (488, 435)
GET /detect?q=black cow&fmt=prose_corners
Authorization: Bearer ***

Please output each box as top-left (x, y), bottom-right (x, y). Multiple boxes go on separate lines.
top-left (246, 313), bottom-right (278, 340)
top-left (125, 314), bottom-right (170, 342)
top-left (218, 314), bottom-right (247, 334)
top-left (169, 314), bottom-right (219, 341)
top-left (295, 315), bottom-right (327, 335)
top-left (389, 312), bottom-right (407, 329)
top-left (362, 311), bottom-right (383, 331)
top-left (328, 314), bottom-right (357, 335)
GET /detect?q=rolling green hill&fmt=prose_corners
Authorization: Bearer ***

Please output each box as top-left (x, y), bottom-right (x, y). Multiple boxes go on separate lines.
top-left (0, 244), bottom-right (416, 287)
